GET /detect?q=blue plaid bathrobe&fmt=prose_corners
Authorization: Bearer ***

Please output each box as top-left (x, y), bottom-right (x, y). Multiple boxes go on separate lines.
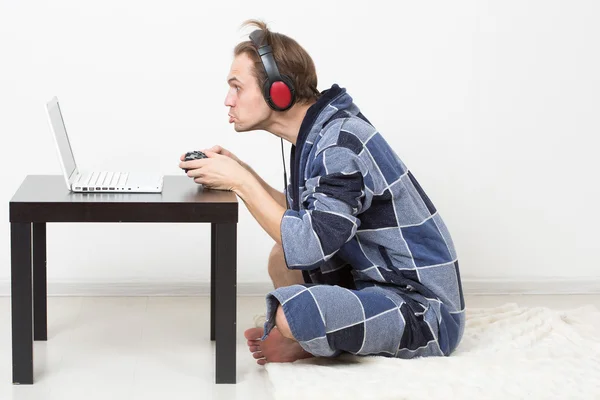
top-left (263, 84), bottom-right (465, 359)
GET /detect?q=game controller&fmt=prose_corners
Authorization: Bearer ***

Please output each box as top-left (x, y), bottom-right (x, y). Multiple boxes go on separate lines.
top-left (182, 150), bottom-right (208, 173)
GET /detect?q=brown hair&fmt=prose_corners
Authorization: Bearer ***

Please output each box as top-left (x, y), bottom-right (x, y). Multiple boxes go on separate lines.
top-left (234, 19), bottom-right (320, 105)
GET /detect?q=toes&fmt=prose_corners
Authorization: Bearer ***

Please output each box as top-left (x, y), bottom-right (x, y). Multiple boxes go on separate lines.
top-left (247, 339), bottom-right (260, 346)
top-left (249, 345), bottom-right (260, 353)
top-left (252, 351), bottom-right (265, 360)
top-left (244, 327), bottom-right (264, 341)
top-left (257, 358), bottom-right (267, 365)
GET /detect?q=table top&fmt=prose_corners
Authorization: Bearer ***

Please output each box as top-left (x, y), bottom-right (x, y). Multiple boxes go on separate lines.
top-left (10, 175), bottom-right (239, 223)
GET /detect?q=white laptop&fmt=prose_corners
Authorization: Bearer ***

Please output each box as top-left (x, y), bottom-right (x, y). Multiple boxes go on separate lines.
top-left (45, 97), bottom-right (163, 193)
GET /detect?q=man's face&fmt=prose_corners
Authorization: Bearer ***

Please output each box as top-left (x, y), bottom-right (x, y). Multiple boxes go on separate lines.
top-left (224, 53), bottom-right (272, 132)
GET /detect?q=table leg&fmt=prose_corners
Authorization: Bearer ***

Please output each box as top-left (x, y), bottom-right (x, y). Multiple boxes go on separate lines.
top-left (214, 223), bottom-right (236, 384)
top-left (11, 222), bottom-right (33, 384)
top-left (210, 223), bottom-right (216, 341)
top-left (33, 223), bottom-right (47, 341)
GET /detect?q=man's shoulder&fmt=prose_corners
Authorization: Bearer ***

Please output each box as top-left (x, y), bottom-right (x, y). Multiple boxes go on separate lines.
top-left (311, 115), bottom-right (379, 161)
top-left (321, 115), bottom-right (377, 143)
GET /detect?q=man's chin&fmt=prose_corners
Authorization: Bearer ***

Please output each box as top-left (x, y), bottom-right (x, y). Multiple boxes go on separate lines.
top-left (233, 122), bottom-right (254, 132)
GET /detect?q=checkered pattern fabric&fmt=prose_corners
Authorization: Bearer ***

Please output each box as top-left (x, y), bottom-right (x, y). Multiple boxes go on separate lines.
top-left (264, 84), bottom-right (465, 358)
top-left (264, 284), bottom-right (446, 358)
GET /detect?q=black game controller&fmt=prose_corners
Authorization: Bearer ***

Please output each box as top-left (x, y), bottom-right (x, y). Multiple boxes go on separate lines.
top-left (182, 150), bottom-right (208, 173)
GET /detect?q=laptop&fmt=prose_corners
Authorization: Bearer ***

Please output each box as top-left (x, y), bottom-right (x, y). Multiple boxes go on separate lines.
top-left (45, 96), bottom-right (164, 193)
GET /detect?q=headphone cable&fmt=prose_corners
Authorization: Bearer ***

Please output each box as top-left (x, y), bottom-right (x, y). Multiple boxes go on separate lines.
top-left (280, 137), bottom-right (289, 209)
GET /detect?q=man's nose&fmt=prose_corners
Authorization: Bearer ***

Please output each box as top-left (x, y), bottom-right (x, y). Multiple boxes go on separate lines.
top-left (224, 92), bottom-right (235, 107)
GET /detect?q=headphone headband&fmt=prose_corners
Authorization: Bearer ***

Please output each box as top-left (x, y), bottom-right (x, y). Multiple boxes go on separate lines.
top-left (249, 29), bottom-right (295, 111)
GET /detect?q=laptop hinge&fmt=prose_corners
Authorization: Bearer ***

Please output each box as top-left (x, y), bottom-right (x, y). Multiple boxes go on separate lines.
top-left (68, 168), bottom-right (80, 187)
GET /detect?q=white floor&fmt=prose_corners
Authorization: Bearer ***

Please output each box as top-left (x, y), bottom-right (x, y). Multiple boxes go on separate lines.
top-left (0, 294), bottom-right (598, 400)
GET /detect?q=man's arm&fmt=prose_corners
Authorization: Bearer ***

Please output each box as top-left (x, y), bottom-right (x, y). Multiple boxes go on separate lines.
top-left (234, 174), bottom-right (285, 245)
top-left (198, 146), bottom-right (288, 208)
top-left (243, 163), bottom-right (287, 208)
top-left (233, 146), bottom-right (368, 270)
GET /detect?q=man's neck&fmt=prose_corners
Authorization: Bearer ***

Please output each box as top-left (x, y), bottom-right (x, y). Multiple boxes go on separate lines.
top-left (263, 101), bottom-right (316, 146)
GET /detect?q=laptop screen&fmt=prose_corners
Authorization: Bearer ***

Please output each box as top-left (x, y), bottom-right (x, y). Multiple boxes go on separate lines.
top-left (47, 98), bottom-right (77, 180)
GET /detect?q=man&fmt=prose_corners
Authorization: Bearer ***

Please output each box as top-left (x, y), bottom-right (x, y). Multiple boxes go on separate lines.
top-left (179, 20), bottom-right (465, 365)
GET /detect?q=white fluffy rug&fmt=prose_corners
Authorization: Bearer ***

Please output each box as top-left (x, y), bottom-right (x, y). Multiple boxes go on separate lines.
top-left (265, 303), bottom-right (600, 400)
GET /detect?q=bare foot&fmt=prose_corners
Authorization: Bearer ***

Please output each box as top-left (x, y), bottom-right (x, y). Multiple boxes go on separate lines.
top-left (244, 327), bottom-right (314, 365)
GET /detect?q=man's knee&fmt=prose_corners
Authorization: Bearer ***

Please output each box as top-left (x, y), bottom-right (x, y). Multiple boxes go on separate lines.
top-left (268, 243), bottom-right (304, 288)
top-left (268, 244), bottom-right (285, 279)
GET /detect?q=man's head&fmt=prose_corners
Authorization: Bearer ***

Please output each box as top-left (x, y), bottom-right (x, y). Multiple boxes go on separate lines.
top-left (225, 20), bottom-right (320, 132)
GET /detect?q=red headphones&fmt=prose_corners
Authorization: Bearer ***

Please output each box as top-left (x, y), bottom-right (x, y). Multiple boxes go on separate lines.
top-left (249, 30), bottom-right (296, 112)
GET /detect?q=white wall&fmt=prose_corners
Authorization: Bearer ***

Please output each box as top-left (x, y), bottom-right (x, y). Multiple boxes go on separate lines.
top-left (1, 0), bottom-right (599, 294)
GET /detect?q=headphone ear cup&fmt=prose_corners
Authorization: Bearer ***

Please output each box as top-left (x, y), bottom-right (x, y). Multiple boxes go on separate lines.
top-left (279, 75), bottom-right (294, 91)
top-left (280, 75), bottom-right (296, 105)
top-left (263, 76), bottom-right (296, 111)
top-left (262, 79), bottom-right (276, 109)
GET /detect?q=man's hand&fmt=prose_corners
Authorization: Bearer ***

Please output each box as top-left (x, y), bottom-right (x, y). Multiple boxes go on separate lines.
top-left (178, 144), bottom-right (287, 208)
top-left (204, 145), bottom-right (245, 167)
top-left (180, 145), bottom-right (247, 170)
top-left (179, 151), bottom-right (252, 192)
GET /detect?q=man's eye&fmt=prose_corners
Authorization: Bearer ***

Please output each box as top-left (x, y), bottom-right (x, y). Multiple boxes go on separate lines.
top-left (235, 86), bottom-right (240, 92)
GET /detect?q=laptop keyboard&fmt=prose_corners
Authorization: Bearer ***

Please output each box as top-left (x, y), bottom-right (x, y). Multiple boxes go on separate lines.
top-left (76, 172), bottom-right (129, 188)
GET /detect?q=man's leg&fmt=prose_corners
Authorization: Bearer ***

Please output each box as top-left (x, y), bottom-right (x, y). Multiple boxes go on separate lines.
top-left (248, 285), bottom-right (431, 364)
top-left (244, 245), bottom-right (309, 364)
top-left (245, 305), bottom-right (313, 365)
top-left (268, 243), bottom-right (305, 289)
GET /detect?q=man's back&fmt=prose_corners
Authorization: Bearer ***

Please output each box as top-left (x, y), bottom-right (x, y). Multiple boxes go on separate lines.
top-left (282, 84), bottom-right (465, 355)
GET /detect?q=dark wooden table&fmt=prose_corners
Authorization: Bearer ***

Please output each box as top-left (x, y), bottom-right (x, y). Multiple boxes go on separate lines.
top-left (9, 175), bottom-right (238, 384)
